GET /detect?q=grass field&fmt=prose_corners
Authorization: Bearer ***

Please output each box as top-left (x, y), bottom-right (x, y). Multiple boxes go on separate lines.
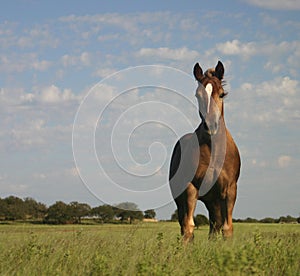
top-left (0, 222), bottom-right (299, 275)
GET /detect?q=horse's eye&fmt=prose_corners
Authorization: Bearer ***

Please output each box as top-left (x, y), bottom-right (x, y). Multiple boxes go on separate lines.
top-left (219, 92), bottom-right (227, 99)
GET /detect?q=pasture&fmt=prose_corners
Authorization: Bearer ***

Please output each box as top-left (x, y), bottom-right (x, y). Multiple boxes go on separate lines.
top-left (0, 222), bottom-right (299, 275)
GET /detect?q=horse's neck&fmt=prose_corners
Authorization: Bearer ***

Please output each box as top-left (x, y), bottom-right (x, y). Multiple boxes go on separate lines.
top-left (195, 123), bottom-right (212, 143)
top-left (195, 121), bottom-right (227, 147)
top-left (195, 122), bottom-right (227, 172)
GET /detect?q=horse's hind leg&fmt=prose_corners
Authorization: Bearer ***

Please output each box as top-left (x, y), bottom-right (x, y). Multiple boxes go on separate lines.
top-left (205, 200), bottom-right (223, 238)
top-left (176, 197), bottom-right (185, 236)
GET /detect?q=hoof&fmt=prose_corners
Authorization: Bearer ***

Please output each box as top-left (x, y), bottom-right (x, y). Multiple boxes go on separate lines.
top-left (183, 233), bottom-right (194, 244)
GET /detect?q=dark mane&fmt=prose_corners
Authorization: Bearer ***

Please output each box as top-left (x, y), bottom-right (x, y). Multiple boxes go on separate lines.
top-left (204, 68), bottom-right (215, 78)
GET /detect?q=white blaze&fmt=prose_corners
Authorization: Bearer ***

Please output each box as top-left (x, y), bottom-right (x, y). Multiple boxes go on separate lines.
top-left (205, 83), bottom-right (213, 113)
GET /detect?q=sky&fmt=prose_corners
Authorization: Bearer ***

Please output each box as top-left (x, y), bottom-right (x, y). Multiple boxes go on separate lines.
top-left (1, 0), bottom-right (300, 219)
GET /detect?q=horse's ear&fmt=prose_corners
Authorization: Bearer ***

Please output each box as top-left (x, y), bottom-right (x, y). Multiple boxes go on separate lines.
top-left (215, 61), bottom-right (224, 80)
top-left (193, 63), bottom-right (203, 81)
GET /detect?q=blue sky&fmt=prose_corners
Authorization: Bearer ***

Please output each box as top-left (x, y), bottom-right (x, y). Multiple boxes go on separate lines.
top-left (1, 0), bottom-right (300, 219)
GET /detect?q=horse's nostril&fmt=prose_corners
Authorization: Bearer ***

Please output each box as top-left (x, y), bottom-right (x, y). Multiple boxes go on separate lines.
top-left (203, 121), bottom-right (218, 135)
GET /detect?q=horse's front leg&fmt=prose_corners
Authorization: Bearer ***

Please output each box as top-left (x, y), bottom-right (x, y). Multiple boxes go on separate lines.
top-left (222, 182), bottom-right (237, 238)
top-left (182, 183), bottom-right (198, 242)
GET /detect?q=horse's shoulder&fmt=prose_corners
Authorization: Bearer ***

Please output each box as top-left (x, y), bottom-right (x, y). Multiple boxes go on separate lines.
top-left (226, 130), bottom-right (240, 156)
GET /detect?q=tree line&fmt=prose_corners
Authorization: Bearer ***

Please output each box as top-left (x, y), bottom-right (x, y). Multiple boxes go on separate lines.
top-left (169, 210), bottom-right (300, 225)
top-left (233, 216), bottom-right (300, 224)
top-left (0, 196), bottom-right (156, 224)
top-left (0, 196), bottom-right (299, 225)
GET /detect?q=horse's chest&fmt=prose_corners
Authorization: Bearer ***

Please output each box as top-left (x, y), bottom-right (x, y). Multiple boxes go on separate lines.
top-left (194, 144), bottom-right (212, 176)
top-left (192, 144), bottom-right (229, 191)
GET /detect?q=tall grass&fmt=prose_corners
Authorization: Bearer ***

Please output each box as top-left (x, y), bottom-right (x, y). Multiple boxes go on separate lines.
top-left (0, 223), bottom-right (299, 275)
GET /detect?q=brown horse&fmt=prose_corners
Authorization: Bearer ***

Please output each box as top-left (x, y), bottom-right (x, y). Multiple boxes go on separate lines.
top-left (169, 61), bottom-right (240, 242)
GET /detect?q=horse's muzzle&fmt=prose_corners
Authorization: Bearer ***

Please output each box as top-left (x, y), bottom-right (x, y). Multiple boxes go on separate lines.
top-left (203, 120), bottom-right (219, 136)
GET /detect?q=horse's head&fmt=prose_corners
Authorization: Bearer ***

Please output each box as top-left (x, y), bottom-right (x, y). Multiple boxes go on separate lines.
top-left (193, 61), bottom-right (226, 136)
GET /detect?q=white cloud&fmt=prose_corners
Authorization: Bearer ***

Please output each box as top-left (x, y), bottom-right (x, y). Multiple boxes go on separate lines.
top-left (0, 55), bottom-right (24, 73)
top-left (0, 53), bottom-right (52, 73)
top-left (41, 85), bottom-right (63, 103)
top-left (277, 155), bottom-right (292, 168)
top-left (80, 52), bottom-right (91, 66)
top-left (264, 62), bottom-right (282, 74)
top-left (22, 26), bottom-right (59, 48)
top-left (60, 13), bottom-right (138, 33)
top-left (92, 83), bottom-right (118, 102)
top-left (1, 85), bottom-right (80, 106)
top-left (59, 12), bottom-right (178, 35)
top-left (137, 47), bottom-right (199, 61)
top-left (0, 87), bottom-right (23, 105)
top-left (61, 52), bottom-right (91, 67)
top-left (9, 119), bottom-right (73, 151)
top-left (245, 0), bottom-right (300, 10)
top-left (31, 60), bottom-right (52, 71)
top-left (240, 76), bottom-right (298, 97)
top-left (0, 84), bottom-right (81, 152)
top-left (256, 76), bottom-right (298, 96)
top-left (230, 76), bottom-right (300, 125)
top-left (40, 85), bottom-right (80, 103)
top-left (0, 21), bottom-right (59, 50)
top-left (10, 119), bottom-right (47, 148)
top-left (215, 39), bottom-right (256, 58)
top-left (212, 40), bottom-right (300, 70)
top-left (61, 54), bottom-right (76, 67)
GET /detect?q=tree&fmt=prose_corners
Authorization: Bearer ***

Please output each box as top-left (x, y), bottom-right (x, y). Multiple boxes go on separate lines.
top-left (244, 217), bottom-right (258, 223)
top-left (68, 201), bottom-right (91, 223)
top-left (91, 205), bottom-right (114, 223)
top-left (170, 210), bottom-right (178, 222)
top-left (194, 214), bottom-right (209, 229)
top-left (260, 217), bottom-right (275, 223)
top-left (0, 198), bottom-right (8, 220)
top-left (3, 196), bottom-right (26, 220)
top-left (45, 201), bottom-right (72, 224)
top-left (278, 215), bottom-right (297, 223)
top-left (114, 202), bottom-right (143, 224)
top-left (144, 209), bottom-right (156, 219)
top-left (23, 197), bottom-right (47, 220)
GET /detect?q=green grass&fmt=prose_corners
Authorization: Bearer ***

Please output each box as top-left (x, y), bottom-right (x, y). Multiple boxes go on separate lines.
top-left (0, 222), bottom-right (299, 275)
